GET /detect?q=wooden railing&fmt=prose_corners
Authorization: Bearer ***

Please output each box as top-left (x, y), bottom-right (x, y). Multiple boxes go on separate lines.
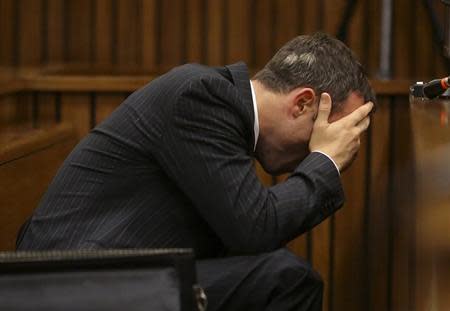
top-left (1, 66), bottom-right (412, 95)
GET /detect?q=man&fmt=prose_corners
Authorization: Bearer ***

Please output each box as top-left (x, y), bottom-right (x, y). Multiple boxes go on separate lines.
top-left (18, 33), bottom-right (375, 310)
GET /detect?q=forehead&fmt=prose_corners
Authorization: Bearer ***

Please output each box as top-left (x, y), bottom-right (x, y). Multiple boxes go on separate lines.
top-left (328, 92), bottom-right (365, 122)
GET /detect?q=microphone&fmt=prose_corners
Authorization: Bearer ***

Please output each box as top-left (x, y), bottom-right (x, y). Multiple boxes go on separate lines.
top-left (423, 76), bottom-right (450, 98)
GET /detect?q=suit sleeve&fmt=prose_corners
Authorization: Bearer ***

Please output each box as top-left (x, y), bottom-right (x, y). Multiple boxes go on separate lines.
top-left (159, 76), bottom-right (345, 254)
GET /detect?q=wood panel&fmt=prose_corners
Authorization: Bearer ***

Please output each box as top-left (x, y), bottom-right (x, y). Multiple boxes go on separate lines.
top-left (0, 123), bottom-right (76, 251)
top-left (46, 0), bottom-right (65, 64)
top-left (391, 97), bottom-right (416, 311)
top-left (311, 216), bottom-right (332, 311)
top-left (0, 0), bottom-right (15, 66)
top-left (95, 93), bottom-right (126, 124)
top-left (367, 0), bottom-right (382, 76)
top-left (3, 93), bottom-right (34, 129)
top-left (0, 95), bottom-right (21, 130)
top-left (65, 0), bottom-right (93, 63)
top-left (333, 136), bottom-right (368, 311)
top-left (159, 0), bottom-right (185, 67)
top-left (323, 0), bottom-right (347, 35)
top-left (36, 92), bottom-right (57, 127)
top-left (414, 0), bottom-right (433, 79)
top-left (18, 0), bottom-right (42, 66)
top-left (27, 74), bottom-right (155, 92)
top-left (367, 98), bottom-right (391, 311)
top-left (61, 94), bottom-right (91, 138)
top-left (226, 0), bottom-right (251, 64)
top-left (141, 0), bottom-right (158, 71)
top-left (433, 0), bottom-right (450, 78)
top-left (94, 0), bottom-right (114, 66)
top-left (273, 0), bottom-right (301, 50)
top-left (393, 0), bottom-right (415, 79)
top-left (116, 0), bottom-right (141, 66)
top-left (0, 0), bottom-right (447, 77)
top-left (252, 0), bottom-right (274, 68)
top-left (186, 0), bottom-right (205, 63)
top-left (346, 0), bottom-right (365, 64)
top-left (409, 96), bottom-right (450, 311)
top-left (206, 0), bottom-right (226, 65)
top-left (301, 0), bottom-right (323, 34)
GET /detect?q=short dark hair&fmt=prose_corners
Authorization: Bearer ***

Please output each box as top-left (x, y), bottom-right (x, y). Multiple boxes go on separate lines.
top-left (253, 33), bottom-right (376, 110)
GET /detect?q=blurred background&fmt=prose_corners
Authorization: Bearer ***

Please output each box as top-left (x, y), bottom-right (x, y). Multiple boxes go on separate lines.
top-left (0, 0), bottom-right (449, 310)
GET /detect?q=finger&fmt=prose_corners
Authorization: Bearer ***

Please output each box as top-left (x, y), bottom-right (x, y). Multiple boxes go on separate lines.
top-left (315, 93), bottom-right (332, 125)
top-left (344, 102), bottom-right (374, 126)
top-left (355, 116), bottom-right (371, 134)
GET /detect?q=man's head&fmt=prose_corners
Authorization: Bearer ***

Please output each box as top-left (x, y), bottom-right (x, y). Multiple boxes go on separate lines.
top-left (252, 33), bottom-right (376, 175)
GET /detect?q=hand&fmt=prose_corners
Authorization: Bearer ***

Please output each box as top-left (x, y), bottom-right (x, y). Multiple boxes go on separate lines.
top-left (309, 93), bottom-right (373, 172)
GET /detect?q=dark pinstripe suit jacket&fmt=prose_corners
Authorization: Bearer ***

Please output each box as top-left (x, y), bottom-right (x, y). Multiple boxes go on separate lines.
top-left (18, 63), bottom-right (344, 258)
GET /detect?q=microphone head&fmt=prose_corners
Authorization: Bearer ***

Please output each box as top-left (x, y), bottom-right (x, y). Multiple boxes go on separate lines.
top-left (423, 77), bottom-right (450, 99)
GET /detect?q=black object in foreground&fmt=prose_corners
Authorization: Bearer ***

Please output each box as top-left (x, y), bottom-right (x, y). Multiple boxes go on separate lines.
top-left (423, 77), bottom-right (450, 99)
top-left (0, 248), bottom-right (206, 311)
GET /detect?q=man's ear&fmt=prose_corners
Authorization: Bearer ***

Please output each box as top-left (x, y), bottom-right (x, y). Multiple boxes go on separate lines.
top-left (291, 88), bottom-right (316, 118)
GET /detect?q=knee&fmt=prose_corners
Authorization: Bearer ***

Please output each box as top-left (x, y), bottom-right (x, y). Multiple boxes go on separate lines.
top-left (266, 248), bottom-right (323, 289)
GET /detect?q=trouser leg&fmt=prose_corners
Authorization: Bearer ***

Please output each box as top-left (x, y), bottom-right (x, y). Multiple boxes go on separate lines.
top-left (196, 248), bottom-right (323, 311)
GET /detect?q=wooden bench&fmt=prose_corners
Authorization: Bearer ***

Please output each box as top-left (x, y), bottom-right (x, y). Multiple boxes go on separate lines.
top-left (0, 123), bottom-right (77, 251)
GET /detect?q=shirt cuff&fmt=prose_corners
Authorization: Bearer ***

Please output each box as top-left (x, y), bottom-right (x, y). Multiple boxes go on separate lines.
top-left (311, 150), bottom-right (340, 175)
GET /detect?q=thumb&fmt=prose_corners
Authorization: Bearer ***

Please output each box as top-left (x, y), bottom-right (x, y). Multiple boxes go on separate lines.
top-left (315, 93), bottom-right (332, 125)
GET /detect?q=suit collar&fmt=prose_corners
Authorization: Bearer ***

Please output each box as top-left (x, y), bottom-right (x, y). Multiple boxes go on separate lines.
top-left (225, 62), bottom-right (256, 153)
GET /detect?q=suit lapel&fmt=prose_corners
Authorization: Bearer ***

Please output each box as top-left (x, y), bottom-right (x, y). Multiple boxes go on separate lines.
top-left (225, 62), bottom-right (256, 153)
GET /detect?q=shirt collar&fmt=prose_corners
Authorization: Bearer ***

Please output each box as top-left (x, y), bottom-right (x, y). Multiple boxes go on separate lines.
top-left (249, 80), bottom-right (259, 151)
